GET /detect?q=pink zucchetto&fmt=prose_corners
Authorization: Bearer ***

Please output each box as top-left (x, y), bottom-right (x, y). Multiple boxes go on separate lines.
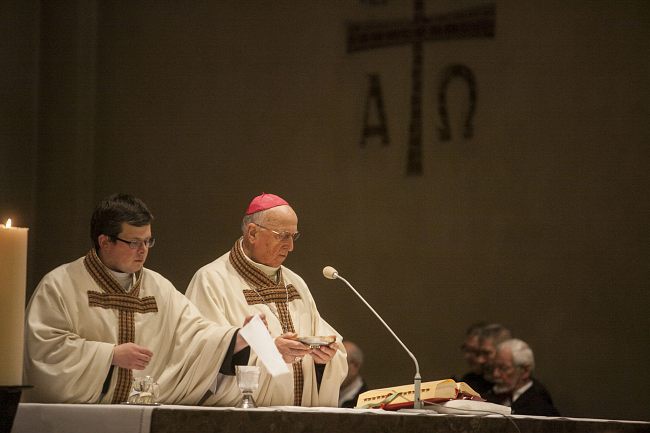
top-left (245, 193), bottom-right (289, 215)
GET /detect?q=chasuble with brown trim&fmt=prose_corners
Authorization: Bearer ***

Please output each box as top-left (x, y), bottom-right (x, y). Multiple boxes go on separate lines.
top-left (24, 253), bottom-right (239, 404)
top-left (186, 240), bottom-right (348, 407)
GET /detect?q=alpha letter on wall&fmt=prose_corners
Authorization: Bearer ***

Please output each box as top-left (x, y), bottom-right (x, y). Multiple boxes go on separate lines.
top-left (360, 73), bottom-right (390, 147)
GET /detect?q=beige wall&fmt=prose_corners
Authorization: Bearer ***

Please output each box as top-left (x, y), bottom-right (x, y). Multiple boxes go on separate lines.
top-left (2, 0), bottom-right (649, 420)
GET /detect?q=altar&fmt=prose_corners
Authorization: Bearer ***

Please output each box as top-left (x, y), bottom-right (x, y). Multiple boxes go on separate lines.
top-left (10, 404), bottom-right (650, 433)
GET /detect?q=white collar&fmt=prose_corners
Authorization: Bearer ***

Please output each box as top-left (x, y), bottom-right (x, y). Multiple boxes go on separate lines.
top-left (512, 380), bottom-right (533, 402)
top-left (107, 269), bottom-right (134, 292)
top-left (239, 239), bottom-right (281, 280)
top-left (338, 375), bottom-right (364, 407)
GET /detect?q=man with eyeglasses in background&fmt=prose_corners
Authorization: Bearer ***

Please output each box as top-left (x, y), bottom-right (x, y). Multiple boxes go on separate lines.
top-left (457, 322), bottom-right (494, 396)
top-left (475, 323), bottom-right (512, 391)
top-left (24, 193), bottom-right (254, 404)
top-left (186, 192), bottom-right (348, 407)
top-left (485, 339), bottom-right (560, 416)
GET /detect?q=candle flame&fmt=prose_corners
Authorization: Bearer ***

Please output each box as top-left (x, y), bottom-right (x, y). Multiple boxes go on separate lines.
top-left (5, 218), bottom-right (11, 228)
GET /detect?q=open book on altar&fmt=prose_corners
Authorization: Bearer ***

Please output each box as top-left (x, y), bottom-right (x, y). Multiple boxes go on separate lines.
top-left (355, 379), bottom-right (482, 410)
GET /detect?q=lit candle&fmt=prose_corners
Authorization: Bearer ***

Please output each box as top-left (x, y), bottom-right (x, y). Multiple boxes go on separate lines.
top-left (0, 218), bottom-right (29, 386)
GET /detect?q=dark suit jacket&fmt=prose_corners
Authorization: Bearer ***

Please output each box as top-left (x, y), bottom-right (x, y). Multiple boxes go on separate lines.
top-left (486, 378), bottom-right (560, 416)
top-left (340, 379), bottom-right (369, 408)
top-left (460, 371), bottom-right (493, 397)
top-left (512, 379), bottom-right (560, 416)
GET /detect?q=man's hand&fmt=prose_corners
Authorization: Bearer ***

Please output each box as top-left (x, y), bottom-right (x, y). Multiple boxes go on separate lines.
top-left (242, 313), bottom-right (268, 329)
top-left (311, 343), bottom-right (338, 365)
top-left (275, 332), bottom-right (311, 364)
top-left (112, 343), bottom-right (153, 370)
top-left (235, 313), bottom-right (269, 353)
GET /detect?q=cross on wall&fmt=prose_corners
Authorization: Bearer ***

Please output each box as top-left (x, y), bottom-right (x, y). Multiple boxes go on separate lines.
top-left (347, 2), bottom-right (496, 175)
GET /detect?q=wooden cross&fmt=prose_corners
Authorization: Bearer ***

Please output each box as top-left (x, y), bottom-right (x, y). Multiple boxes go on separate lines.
top-left (347, 2), bottom-right (496, 175)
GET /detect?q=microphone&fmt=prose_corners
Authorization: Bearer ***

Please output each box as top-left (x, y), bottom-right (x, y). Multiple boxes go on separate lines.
top-left (322, 266), bottom-right (423, 409)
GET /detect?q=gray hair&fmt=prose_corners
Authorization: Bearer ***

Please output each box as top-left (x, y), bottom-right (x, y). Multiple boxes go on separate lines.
top-left (499, 338), bottom-right (535, 372)
top-left (241, 209), bottom-right (270, 234)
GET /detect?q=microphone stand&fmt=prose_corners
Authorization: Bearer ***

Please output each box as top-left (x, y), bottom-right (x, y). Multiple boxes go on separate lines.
top-left (327, 270), bottom-right (422, 409)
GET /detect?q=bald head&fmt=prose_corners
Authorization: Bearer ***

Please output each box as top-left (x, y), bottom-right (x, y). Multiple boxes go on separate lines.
top-left (343, 341), bottom-right (364, 365)
top-left (341, 340), bottom-right (364, 388)
top-left (241, 205), bottom-right (299, 268)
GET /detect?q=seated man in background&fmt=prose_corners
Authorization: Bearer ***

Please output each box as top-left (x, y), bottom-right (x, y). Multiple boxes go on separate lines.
top-left (485, 338), bottom-right (560, 416)
top-left (474, 323), bottom-right (512, 395)
top-left (24, 194), bottom-right (252, 404)
top-left (458, 322), bottom-right (491, 395)
top-left (186, 192), bottom-right (347, 407)
top-left (339, 341), bottom-right (368, 408)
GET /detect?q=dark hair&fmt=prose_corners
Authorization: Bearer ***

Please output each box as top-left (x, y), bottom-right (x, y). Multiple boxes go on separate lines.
top-left (479, 323), bottom-right (512, 345)
top-left (90, 193), bottom-right (154, 250)
top-left (466, 321), bottom-right (488, 336)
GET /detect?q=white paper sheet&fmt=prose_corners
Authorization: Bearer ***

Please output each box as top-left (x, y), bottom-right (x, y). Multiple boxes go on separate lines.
top-left (239, 314), bottom-right (290, 377)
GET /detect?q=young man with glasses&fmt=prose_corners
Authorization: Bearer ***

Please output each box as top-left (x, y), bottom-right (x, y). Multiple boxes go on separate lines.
top-left (24, 193), bottom-right (253, 404)
top-left (186, 192), bottom-right (348, 407)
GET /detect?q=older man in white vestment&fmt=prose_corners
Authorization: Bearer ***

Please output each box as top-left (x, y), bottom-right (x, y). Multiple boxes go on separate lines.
top-left (186, 193), bottom-right (348, 407)
top-left (24, 194), bottom-right (252, 404)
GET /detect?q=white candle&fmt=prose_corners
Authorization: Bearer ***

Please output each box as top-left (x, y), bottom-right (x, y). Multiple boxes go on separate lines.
top-left (0, 218), bottom-right (29, 386)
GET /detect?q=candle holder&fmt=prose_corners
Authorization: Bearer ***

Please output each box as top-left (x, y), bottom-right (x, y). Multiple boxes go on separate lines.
top-left (0, 385), bottom-right (31, 433)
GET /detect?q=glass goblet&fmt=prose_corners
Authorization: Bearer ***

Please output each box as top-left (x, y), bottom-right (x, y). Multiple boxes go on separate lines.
top-left (235, 365), bottom-right (260, 408)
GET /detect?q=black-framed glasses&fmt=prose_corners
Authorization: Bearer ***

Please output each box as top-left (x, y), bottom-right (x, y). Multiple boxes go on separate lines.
top-left (254, 223), bottom-right (300, 242)
top-left (113, 236), bottom-right (156, 249)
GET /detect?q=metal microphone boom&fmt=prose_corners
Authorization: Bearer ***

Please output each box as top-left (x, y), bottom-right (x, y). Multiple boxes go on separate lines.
top-left (322, 266), bottom-right (422, 409)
